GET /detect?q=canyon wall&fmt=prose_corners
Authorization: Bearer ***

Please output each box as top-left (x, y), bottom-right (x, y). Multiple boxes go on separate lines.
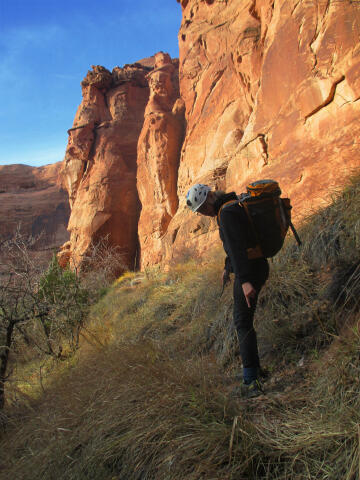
top-left (61, 0), bottom-right (360, 270)
top-left (163, 0), bottom-right (360, 264)
top-left (137, 52), bottom-right (185, 267)
top-left (60, 61), bottom-right (153, 269)
top-left (0, 162), bottom-right (69, 261)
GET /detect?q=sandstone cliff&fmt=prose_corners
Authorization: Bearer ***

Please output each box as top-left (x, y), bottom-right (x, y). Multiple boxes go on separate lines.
top-left (60, 61), bottom-right (153, 269)
top-left (0, 162), bottom-right (70, 257)
top-left (61, 0), bottom-right (360, 270)
top-left (163, 0), bottom-right (360, 263)
top-left (137, 52), bottom-right (185, 267)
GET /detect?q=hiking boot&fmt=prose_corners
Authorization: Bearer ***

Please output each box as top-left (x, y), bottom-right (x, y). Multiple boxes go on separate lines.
top-left (233, 367), bottom-right (270, 384)
top-left (231, 379), bottom-right (265, 399)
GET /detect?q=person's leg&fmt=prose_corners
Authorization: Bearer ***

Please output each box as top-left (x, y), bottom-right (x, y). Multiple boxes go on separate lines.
top-left (233, 277), bottom-right (260, 384)
top-left (233, 261), bottom-right (269, 384)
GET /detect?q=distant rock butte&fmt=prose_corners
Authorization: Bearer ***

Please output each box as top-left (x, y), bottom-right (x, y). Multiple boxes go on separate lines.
top-left (60, 0), bottom-right (360, 270)
top-left (0, 162), bottom-right (70, 258)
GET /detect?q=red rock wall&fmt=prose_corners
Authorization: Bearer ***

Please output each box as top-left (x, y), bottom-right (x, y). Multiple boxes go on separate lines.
top-left (162, 0), bottom-right (360, 263)
top-left (137, 53), bottom-right (185, 267)
top-left (61, 0), bottom-right (360, 270)
top-left (60, 62), bottom-right (152, 270)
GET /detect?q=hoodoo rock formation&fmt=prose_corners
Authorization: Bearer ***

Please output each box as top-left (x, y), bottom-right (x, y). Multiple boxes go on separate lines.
top-left (60, 61), bottom-right (152, 269)
top-left (0, 162), bottom-right (70, 258)
top-left (60, 0), bottom-right (360, 271)
top-left (137, 52), bottom-right (184, 267)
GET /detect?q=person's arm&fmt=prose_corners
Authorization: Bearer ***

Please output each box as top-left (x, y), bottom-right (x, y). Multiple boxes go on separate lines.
top-left (219, 207), bottom-right (251, 282)
top-left (219, 225), bottom-right (233, 285)
top-left (220, 207), bottom-right (256, 307)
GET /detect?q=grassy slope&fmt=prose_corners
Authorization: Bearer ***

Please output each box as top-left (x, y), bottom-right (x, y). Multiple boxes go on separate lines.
top-left (1, 174), bottom-right (360, 480)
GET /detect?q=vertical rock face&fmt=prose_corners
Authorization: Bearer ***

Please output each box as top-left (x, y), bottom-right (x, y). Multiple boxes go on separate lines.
top-left (163, 0), bottom-right (275, 260)
top-left (225, 0), bottom-right (360, 214)
top-left (137, 53), bottom-right (185, 267)
top-left (162, 0), bottom-right (360, 263)
top-left (60, 62), bottom-right (152, 269)
top-left (60, 1), bottom-right (360, 270)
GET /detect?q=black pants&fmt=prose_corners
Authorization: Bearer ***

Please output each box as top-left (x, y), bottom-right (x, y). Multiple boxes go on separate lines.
top-left (233, 259), bottom-right (269, 370)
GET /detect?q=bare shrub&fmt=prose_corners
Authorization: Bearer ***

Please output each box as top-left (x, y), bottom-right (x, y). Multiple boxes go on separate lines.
top-left (0, 231), bottom-right (120, 409)
top-left (0, 229), bottom-right (45, 409)
top-left (70, 235), bottom-right (127, 297)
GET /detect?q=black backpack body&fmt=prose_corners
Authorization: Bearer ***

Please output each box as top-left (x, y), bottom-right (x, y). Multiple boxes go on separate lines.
top-left (218, 180), bottom-right (299, 259)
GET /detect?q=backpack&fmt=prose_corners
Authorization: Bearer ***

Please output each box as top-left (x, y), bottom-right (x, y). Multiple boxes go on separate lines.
top-left (217, 179), bottom-right (301, 259)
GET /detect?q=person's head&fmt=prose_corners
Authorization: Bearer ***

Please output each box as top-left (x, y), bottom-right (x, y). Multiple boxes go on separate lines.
top-left (186, 184), bottom-right (217, 217)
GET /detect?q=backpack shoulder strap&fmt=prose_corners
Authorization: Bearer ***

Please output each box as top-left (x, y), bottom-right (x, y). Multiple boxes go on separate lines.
top-left (217, 199), bottom-right (264, 259)
top-left (242, 201), bottom-right (260, 244)
top-left (217, 200), bottom-right (241, 224)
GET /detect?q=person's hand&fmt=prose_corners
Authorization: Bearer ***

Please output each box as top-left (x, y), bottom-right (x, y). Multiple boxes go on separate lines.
top-left (222, 269), bottom-right (230, 286)
top-left (242, 282), bottom-right (257, 308)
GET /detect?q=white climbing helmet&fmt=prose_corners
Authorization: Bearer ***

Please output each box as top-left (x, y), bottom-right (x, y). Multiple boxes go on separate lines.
top-left (186, 184), bottom-right (211, 212)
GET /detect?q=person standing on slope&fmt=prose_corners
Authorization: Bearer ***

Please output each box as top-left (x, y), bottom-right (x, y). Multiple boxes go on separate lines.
top-left (185, 184), bottom-right (269, 398)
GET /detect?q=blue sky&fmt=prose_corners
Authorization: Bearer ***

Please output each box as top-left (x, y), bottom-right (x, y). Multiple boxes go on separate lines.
top-left (0, 0), bottom-right (181, 167)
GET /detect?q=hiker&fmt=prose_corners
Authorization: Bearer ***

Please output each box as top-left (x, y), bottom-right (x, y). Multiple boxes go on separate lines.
top-left (185, 184), bottom-right (269, 398)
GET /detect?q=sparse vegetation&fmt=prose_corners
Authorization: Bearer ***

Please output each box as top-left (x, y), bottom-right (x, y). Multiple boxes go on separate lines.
top-left (0, 173), bottom-right (359, 479)
top-left (0, 231), bottom-right (48, 409)
top-left (0, 233), bottom-right (125, 412)
top-left (37, 254), bottom-right (90, 356)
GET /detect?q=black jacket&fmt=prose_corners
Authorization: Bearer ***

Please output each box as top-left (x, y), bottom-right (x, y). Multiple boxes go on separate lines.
top-left (215, 192), bottom-right (268, 284)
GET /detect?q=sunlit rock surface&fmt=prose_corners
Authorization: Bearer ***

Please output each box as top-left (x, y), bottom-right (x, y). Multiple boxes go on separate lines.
top-left (164, 0), bottom-right (360, 263)
top-left (60, 61), bottom-right (153, 269)
top-left (60, 0), bottom-right (360, 270)
top-left (137, 53), bottom-right (184, 268)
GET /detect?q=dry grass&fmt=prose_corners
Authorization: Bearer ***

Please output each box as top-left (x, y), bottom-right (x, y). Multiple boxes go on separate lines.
top-left (0, 343), bottom-right (262, 479)
top-left (1, 173), bottom-right (360, 479)
top-left (90, 254), bottom-right (230, 361)
top-left (255, 172), bottom-right (360, 365)
top-left (1, 320), bottom-right (359, 480)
